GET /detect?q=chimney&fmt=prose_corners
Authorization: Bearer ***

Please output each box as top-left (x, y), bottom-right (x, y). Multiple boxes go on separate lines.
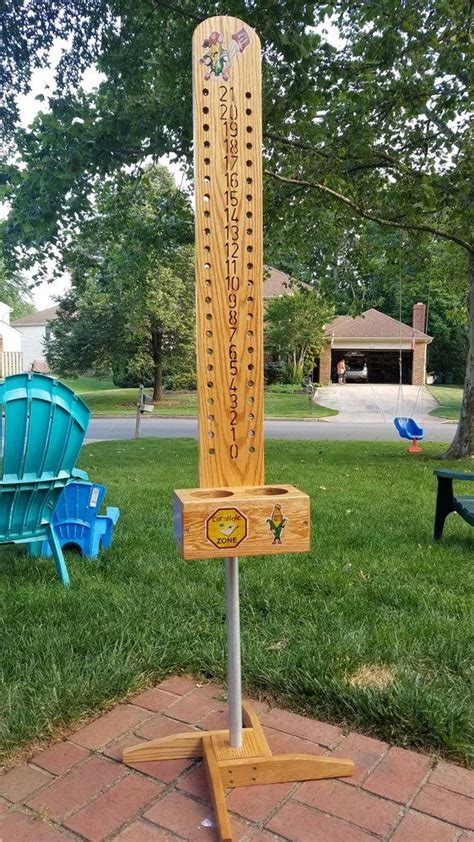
top-left (412, 302), bottom-right (426, 333)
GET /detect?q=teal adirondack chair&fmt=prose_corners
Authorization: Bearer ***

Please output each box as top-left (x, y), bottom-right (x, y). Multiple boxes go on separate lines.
top-left (0, 373), bottom-right (91, 585)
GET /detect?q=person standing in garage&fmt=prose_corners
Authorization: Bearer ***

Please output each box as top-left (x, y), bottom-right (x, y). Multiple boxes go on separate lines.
top-left (337, 358), bottom-right (346, 384)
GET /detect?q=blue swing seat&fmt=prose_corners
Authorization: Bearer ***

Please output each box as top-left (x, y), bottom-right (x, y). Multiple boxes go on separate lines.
top-left (35, 481), bottom-right (120, 561)
top-left (394, 416), bottom-right (424, 441)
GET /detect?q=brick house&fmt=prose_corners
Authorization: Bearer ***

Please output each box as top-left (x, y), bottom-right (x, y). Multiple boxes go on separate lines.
top-left (319, 305), bottom-right (432, 386)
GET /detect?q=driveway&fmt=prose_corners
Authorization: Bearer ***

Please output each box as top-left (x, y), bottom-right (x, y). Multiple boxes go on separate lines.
top-left (316, 384), bottom-right (437, 423)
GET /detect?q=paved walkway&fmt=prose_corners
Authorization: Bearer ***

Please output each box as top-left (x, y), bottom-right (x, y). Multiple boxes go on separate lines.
top-left (316, 385), bottom-right (437, 423)
top-left (1, 676), bottom-right (472, 841)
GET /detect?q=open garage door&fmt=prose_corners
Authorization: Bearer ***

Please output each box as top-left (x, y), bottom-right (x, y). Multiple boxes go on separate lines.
top-left (331, 349), bottom-right (412, 384)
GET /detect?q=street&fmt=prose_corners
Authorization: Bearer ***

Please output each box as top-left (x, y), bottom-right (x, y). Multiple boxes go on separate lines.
top-left (86, 416), bottom-right (456, 443)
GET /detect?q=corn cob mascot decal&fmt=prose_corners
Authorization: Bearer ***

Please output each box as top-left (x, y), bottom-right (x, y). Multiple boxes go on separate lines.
top-left (266, 504), bottom-right (287, 545)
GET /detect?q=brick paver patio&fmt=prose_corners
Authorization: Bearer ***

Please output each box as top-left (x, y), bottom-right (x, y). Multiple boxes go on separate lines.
top-left (1, 675), bottom-right (473, 841)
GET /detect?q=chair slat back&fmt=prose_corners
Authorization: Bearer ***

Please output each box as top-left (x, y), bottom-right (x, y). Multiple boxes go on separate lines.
top-left (0, 374), bottom-right (91, 481)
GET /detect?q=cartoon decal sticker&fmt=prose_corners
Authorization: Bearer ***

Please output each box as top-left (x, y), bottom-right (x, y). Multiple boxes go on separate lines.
top-left (200, 28), bottom-right (250, 81)
top-left (266, 505), bottom-right (287, 545)
top-left (207, 507), bottom-right (248, 550)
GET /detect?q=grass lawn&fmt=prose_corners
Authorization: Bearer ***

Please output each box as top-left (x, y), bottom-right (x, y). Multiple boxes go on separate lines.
top-left (0, 440), bottom-right (472, 766)
top-left (62, 378), bottom-right (337, 419)
top-left (429, 385), bottom-right (463, 420)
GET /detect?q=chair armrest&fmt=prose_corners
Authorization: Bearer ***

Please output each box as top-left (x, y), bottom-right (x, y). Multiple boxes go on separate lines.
top-left (72, 468), bottom-right (90, 481)
top-left (434, 469), bottom-right (474, 482)
top-left (105, 506), bottom-right (121, 525)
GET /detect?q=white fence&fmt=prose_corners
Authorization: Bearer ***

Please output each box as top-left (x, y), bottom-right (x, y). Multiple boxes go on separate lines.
top-left (0, 352), bottom-right (23, 378)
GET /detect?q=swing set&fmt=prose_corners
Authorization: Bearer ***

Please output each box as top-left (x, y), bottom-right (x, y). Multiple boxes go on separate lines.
top-left (393, 245), bottom-right (429, 454)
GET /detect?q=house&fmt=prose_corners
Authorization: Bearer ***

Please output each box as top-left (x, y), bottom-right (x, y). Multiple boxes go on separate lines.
top-left (12, 306), bottom-right (57, 372)
top-left (0, 302), bottom-right (23, 377)
top-left (262, 268), bottom-right (432, 385)
top-left (319, 305), bottom-right (432, 386)
top-left (263, 266), bottom-right (308, 300)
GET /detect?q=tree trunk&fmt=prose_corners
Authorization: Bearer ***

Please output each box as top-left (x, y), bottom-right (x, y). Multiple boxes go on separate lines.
top-left (444, 251), bottom-right (473, 459)
top-left (151, 328), bottom-right (163, 403)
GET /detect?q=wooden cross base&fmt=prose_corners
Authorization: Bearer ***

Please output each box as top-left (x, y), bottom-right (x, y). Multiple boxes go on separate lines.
top-left (123, 701), bottom-right (354, 841)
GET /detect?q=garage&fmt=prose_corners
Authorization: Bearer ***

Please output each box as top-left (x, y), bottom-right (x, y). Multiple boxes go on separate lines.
top-left (330, 349), bottom-right (413, 384)
top-left (318, 306), bottom-right (432, 387)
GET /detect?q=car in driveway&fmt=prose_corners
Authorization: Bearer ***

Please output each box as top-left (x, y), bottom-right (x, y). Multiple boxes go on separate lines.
top-left (344, 355), bottom-right (368, 382)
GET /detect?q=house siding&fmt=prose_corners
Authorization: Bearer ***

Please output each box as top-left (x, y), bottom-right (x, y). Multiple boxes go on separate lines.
top-left (18, 325), bottom-right (48, 371)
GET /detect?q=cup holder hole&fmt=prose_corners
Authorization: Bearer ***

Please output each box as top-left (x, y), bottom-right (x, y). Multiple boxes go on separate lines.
top-left (191, 489), bottom-right (234, 498)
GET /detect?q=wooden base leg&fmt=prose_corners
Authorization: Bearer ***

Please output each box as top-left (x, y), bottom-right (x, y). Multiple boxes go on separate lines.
top-left (203, 736), bottom-right (232, 842)
top-left (123, 704), bottom-right (354, 842)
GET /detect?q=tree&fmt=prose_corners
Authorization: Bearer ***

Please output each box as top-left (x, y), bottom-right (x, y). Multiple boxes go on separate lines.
top-left (0, 255), bottom-right (34, 319)
top-left (265, 289), bottom-right (333, 384)
top-left (1, 1), bottom-right (472, 454)
top-left (46, 165), bottom-right (195, 401)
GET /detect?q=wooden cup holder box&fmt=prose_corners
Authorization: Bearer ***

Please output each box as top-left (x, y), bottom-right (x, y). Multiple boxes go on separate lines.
top-left (173, 484), bottom-right (310, 560)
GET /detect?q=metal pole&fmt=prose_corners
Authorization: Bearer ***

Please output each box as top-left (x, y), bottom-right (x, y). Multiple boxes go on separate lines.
top-left (134, 384), bottom-right (143, 440)
top-left (225, 556), bottom-right (242, 748)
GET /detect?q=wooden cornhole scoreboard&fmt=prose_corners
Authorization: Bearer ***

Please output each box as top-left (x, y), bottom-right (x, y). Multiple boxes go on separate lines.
top-left (124, 15), bottom-right (353, 840)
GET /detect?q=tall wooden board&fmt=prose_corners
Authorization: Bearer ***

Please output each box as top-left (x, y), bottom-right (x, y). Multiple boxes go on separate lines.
top-left (192, 16), bottom-right (264, 489)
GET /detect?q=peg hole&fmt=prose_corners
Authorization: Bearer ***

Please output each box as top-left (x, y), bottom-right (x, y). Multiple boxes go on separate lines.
top-left (203, 194), bottom-right (210, 202)
top-left (206, 313), bottom-right (212, 320)
top-left (207, 397), bottom-right (214, 405)
top-left (203, 105), bottom-right (209, 114)
top-left (246, 177), bottom-right (253, 185)
top-left (246, 228), bottom-right (252, 235)
top-left (246, 210), bottom-right (253, 218)
top-left (246, 125), bottom-right (253, 133)
top-left (246, 245), bottom-right (253, 252)
top-left (247, 296), bottom-right (254, 303)
top-left (249, 446), bottom-right (256, 453)
top-left (204, 227), bottom-right (210, 235)
top-left (208, 414), bottom-right (214, 421)
top-left (207, 381), bottom-right (214, 388)
top-left (246, 194), bottom-right (252, 201)
top-left (248, 363), bottom-right (254, 371)
top-left (207, 364), bottom-right (213, 371)
top-left (208, 448), bottom-right (215, 455)
top-left (204, 140), bottom-right (210, 148)
top-left (205, 296), bottom-right (212, 303)
top-left (248, 396), bottom-right (255, 404)
top-left (207, 431), bottom-right (214, 438)
top-left (203, 88), bottom-right (209, 96)
top-left (246, 142), bottom-right (252, 150)
top-left (203, 123), bottom-right (209, 131)
top-left (248, 347), bottom-right (254, 354)
top-left (206, 330), bottom-right (212, 337)
top-left (205, 279), bottom-right (211, 287)
top-left (204, 157), bottom-right (210, 165)
top-left (203, 210), bottom-right (210, 218)
top-left (248, 379), bottom-right (255, 387)
top-left (245, 91), bottom-right (251, 99)
top-left (247, 263), bottom-right (253, 270)
top-left (248, 413), bottom-right (255, 421)
top-left (246, 160), bottom-right (252, 167)
top-left (247, 329), bottom-right (254, 337)
top-left (246, 108), bottom-right (252, 116)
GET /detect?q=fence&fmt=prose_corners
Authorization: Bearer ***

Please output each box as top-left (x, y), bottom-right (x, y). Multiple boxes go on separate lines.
top-left (0, 352), bottom-right (23, 378)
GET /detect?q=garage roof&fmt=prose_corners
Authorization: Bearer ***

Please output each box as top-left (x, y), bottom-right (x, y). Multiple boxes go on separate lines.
top-left (324, 308), bottom-right (431, 342)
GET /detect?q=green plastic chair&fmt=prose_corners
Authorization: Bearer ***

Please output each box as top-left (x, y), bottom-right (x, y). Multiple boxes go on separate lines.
top-left (0, 373), bottom-right (91, 585)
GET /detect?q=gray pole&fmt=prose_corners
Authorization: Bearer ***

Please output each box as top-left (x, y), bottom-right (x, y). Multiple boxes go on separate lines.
top-left (225, 556), bottom-right (242, 748)
top-left (135, 384), bottom-right (143, 440)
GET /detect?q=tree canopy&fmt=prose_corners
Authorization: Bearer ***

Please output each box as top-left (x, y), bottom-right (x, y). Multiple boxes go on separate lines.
top-left (46, 165), bottom-right (195, 399)
top-left (1, 0), bottom-right (472, 453)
